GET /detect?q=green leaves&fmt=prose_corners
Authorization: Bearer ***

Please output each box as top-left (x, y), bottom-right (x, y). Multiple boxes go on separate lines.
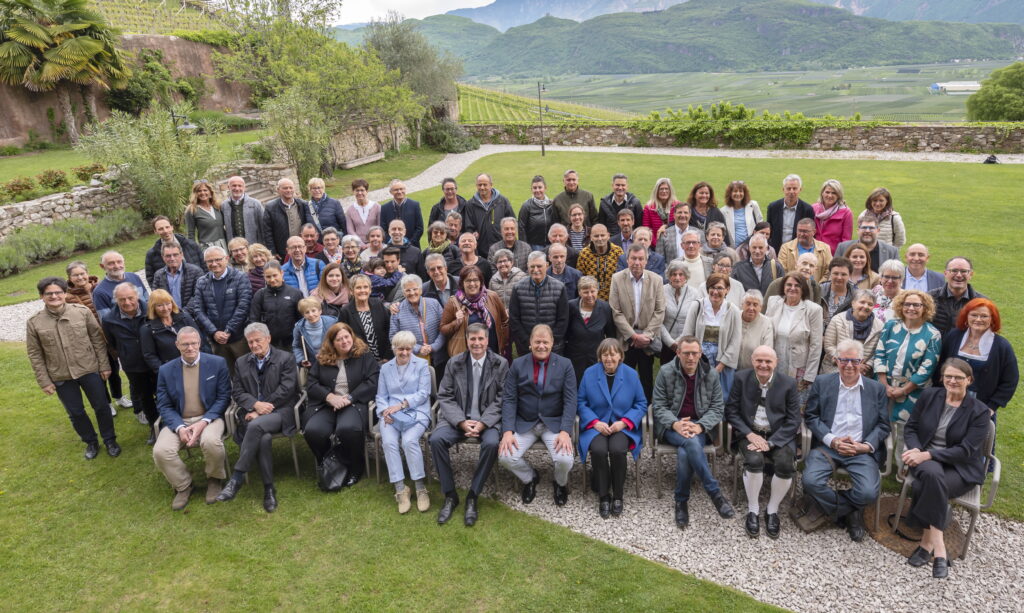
top-left (967, 62), bottom-right (1024, 121)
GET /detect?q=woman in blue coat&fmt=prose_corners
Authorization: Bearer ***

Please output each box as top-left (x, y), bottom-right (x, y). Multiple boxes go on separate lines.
top-left (578, 338), bottom-right (648, 519)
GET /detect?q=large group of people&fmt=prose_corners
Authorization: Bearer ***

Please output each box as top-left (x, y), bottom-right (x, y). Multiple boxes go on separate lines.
top-left (26, 170), bottom-right (1017, 579)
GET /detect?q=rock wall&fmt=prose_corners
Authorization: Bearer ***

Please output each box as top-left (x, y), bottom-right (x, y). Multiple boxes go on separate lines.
top-left (329, 124), bottom-right (411, 164)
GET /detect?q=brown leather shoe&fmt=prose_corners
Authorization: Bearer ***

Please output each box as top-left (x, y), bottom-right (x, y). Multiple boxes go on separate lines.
top-left (171, 485), bottom-right (193, 511)
top-left (794, 498), bottom-right (829, 533)
top-left (206, 478), bottom-right (223, 504)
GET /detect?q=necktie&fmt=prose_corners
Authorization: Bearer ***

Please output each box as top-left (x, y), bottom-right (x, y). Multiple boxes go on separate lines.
top-left (536, 360), bottom-right (546, 390)
top-left (470, 362), bottom-right (481, 420)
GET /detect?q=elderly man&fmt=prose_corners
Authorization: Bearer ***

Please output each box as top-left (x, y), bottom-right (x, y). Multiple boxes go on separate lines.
top-left (766, 174), bottom-right (815, 253)
top-left (610, 244), bottom-right (666, 402)
top-left (305, 177), bottom-right (347, 237)
top-left (655, 202), bottom-right (693, 262)
top-left (545, 223), bottom-right (579, 269)
top-left (778, 217), bottom-right (831, 279)
top-left (576, 224), bottom-right (623, 301)
top-left (102, 283), bottom-right (159, 441)
top-left (679, 229), bottom-right (713, 289)
top-left (547, 242), bottom-right (582, 300)
top-left (463, 173), bottom-right (514, 257)
top-left (261, 178), bottom-right (309, 261)
top-left (430, 323), bottom-right (510, 526)
top-left (835, 212), bottom-right (899, 272)
top-left (499, 324), bottom-right (576, 506)
top-left (216, 323), bottom-right (298, 513)
top-left (281, 236), bottom-right (326, 297)
top-left (188, 246), bottom-right (253, 373)
top-left (732, 233), bottom-right (785, 297)
top-left (27, 277), bottom-right (117, 459)
top-left (445, 210), bottom-right (464, 244)
top-left (508, 252), bottom-right (569, 355)
top-left (385, 219), bottom-right (422, 274)
top-left (223, 176), bottom-right (266, 246)
top-left (92, 250), bottom-right (149, 318)
top-left (799, 339), bottom-right (890, 541)
top-left (249, 261), bottom-right (302, 350)
top-left (153, 241), bottom-right (203, 311)
top-left (598, 173), bottom-right (643, 229)
top-left (144, 216), bottom-right (205, 286)
top-left (553, 169), bottom-right (598, 227)
top-left (609, 208), bottom-right (635, 252)
top-left (421, 253), bottom-right (458, 306)
top-left (929, 256), bottom-right (986, 336)
top-left (653, 336), bottom-right (735, 529)
top-left (294, 223), bottom-right (324, 261)
top-left (153, 327), bottom-right (231, 510)
top-left (615, 226), bottom-right (666, 279)
top-left (487, 216), bottom-right (530, 271)
top-left (726, 346), bottom-right (800, 539)
top-left (765, 252), bottom-right (823, 305)
top-left (903, 243), bottom-right (945, 291)
top-left (380, 179), bottom-right (423, 246)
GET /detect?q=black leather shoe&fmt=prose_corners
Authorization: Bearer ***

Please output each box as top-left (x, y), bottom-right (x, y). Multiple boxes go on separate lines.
top-left (932, 557), bottom-right (950, 579)
top-left (845, 508), bottom-right (866, 542)
top-left (263, 486), bottom-right (278, 513)
top-left (437, 496), bottom-right (458, 525)
top-left (522, 472), bottom-right (540, 504)
top-left (105, 441), bottom-right (121, 457)
top-left (611, 499), bottom-right (623, 517)
top-left (216, 478), bottom-right (243, 502)
top-left (343, 471), bottom-right (361, 488)
top-left (675, 501), bottom-right (689, 529)
top-left (745, 512), bottom-right (760, 538)
top-left (765, 513), bottom-right (781, 539)
top-left (908, 546), bottom-right (932, 568)
top-left (599, 498), bottom-right (611, 519)
top-left (712, 493), bottom-right (735, 519)
top-left (84, 442), bottom-right (99, 460)
top-left (146, 428), bottom-right (156, 446)
top-left (464, 497), bottom-right (478, 527)
top-left (553, 481), bottom-right (569, 506)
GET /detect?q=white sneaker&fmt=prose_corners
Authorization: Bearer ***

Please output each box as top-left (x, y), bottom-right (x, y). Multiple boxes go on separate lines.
top-left (118, 396), bottom-right (133, 409)
top-left (109, 403), bottom-right (118, 416)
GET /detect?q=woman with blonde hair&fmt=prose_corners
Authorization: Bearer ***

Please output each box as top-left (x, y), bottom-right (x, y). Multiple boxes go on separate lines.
top-left (246, 243), bottom-right (272, 293)
top-left (812, 179), bottom-right (852, 256)
top-left (184, 179), bottom-right (227, 250)
top-left (874, 289), bottom-right (942, 422)
top-left (641, 177), bottom-right (680, 246)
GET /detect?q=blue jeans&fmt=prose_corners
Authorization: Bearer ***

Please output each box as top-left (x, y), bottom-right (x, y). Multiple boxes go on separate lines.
top-left (662, 430), bottom-right (721, 503)
top-left (802, 445), bottom-right (880, 519)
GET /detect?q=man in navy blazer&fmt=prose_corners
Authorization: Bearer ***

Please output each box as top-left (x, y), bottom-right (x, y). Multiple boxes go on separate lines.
top-left (499, 324), bottom-right (577, 506)
top-left (800, 339), bottom-right (891, 542)
top-left (380, 180), bottom-right (424, 246)
top-left (152, 327), bottom-right (232, 511)
top-left (902, 243), bottom-right (945, 292)
top-left (766, 175), bottom-right (815, 253)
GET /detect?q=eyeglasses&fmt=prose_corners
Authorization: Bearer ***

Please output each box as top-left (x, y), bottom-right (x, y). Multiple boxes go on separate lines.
top-left (881, 275), bottom-right (902, 281)
top-left (902, 302), bottom-right (924, 309)
top-left (967, 312), bottom-right (991, 320)
top-left (42, 291), bottom-right (65, 297)
top-left (205, 257), bottom-right (226, 264)
top-left (178, 341), bottom-right (200, 348)
top-left (946, 269), bottom-right (971, 276)
top-left (682, 240), bottom-right (700, 245)
top-left (715, 264), bottom-right (733, 270)
top-left (858, 225), bottom-right (877, 231)
top-left (836, 358), bottom-right (862, 365)
top-left (942, 374), bottom-right (967, 382)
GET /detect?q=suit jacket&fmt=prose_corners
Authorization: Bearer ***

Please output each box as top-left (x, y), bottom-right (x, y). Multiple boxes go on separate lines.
top-left (380, 199), bottom-right (424, 245)
top-left (835, 239), bottom-right (900, 271)
top-left (261, 197), bottom-right (310, 260)
top-left (904, 387), bottom-right (990, 487)
top-left (502, 353), bottom-right (577, 435)
top-left (725, 369), bottom-right (801, 450)
top-left (304, 352), bottom-right (381, 425)
top-left (903, 268), bottom-right (945, 292)
top-left (156, 353), bottom-right (231, 432)
top-left (222, 194), bottom-right (266, 246)
top-left (231, 347), bottom-right (299, 436)
top-left (766, 198), bottom-right (814, 253)
top-left (577, 363), bottom-right (647, 459)
top-left (765, 296), bottom-right (823, 382)
top-left (337, 299), bottom-right (394, 361)
top-left (655, 224), bottom-right (690, 262)
top-left (609, 269), bottom-right (666, 352)
top-left (805, 373), bottom-right (890, 464)
top-left (437, 349), bottom-right (509, 429)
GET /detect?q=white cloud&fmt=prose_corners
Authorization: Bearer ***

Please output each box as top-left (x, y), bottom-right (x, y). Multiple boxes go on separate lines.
top-left (337, 0), bottom-right (493, 25)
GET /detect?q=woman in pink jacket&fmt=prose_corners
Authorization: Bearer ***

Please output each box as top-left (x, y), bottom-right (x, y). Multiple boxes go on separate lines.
top-left (812, 179), bottom-right (852, 256)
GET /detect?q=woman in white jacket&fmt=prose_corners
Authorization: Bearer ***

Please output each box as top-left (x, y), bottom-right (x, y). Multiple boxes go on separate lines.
top-left (683, 273), bottom-right (742, 398)
top-left (765, 272), bottom-right (823, 405)
top-left (721, 180), bottom-right (763, 248)
top-left (660, 260), bottom-right (699, 365)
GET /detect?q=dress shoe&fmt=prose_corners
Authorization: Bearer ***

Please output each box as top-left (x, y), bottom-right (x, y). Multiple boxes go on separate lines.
top-left (395, 488), bottom-right (411, 514)
top-left (712, 493), bottom-right (735, 519)
top-left (216, 477), bottom-right (243, 502)
top-left (105, 441), bottom-right (121, 457)
top-left (343, 471), bottom-right (361, 488)
top-left (146, 428), bottom-right (157, 446)
top-left (464, 497), bottom-right (479, 527)
top-left (845, 508), bottom-right (866, 542)
top-left (675, 501), bottom-right (689, 529)
top-left (263, 486), bottom-right (278, 513)
top-left (84, 442), bottom-right (99, 460)
top-left (932, 557), bottom-right (950, 579)
top-left (205, 478), bottom-right (223, 504)
top-left (599, 498), bottom-right (611, 519)
top-left (416, 488), bottom-right (430, 512)
top-left (765, 513), bottom-right (781, 539)
top-left (437, 496), bottom-right (459, 525)
top-left (611, 499), bottom-right (623, 517)
top-left (794, 498), bottom-right (829, 533)
top-left (171, 485), bottom-right (193, 511)
top-left (745, 512), bottom-right (760, 538)
top-left (908, 546), bottom-right (933, 568)
top-left (553, 482), bottom-right (569, 506)
top-left (521, 472), bottom-right (540, 504)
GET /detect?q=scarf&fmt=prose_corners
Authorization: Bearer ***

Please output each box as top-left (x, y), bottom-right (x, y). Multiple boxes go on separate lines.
top-left (650, 201), bottom-right (670, 223)
top-left (847, 308), bottom-right (873, 341)
top-left (456, 288), bottom-right (492, 328)
top-left (425, 239), bottom-right (451, 254)
top-left (815, 201), bottom-right (847, 221)
top-left (531, 197), bottom-right (551, 208)
top-left (315, 285), bottom-right (350, 306)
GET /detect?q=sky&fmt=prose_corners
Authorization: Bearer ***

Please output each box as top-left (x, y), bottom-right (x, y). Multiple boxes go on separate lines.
top-left (337, 0), bottom-right (492, 25)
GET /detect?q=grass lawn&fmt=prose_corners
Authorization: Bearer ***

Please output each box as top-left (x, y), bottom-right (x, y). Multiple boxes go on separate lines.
top-left (327, 147), bottom-right (447, 195)
top-left (0, 341), bottom-right (779, 612)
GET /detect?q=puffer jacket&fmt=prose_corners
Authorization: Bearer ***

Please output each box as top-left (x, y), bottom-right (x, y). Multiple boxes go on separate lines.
top-left (26, 303), bottom-right (111, 387)
top-left (152, 262), bottom-right (204, 310)
top-left (144, 233), bottom-right (206, 287)
top-left (508, 275), bottom-right (569, 353)
top-left (652, 354), bottom-right (724, 440)
top-left (249, 282), bottom-right (304, 348)
top-left (188, 268), bottom-right (253, 343)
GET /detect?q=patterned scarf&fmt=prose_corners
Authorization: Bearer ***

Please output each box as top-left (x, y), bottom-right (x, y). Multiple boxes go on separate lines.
top-left (456, 288), bottom-right (492, 328)
top-left (425, 239), bottom-right (451, 254)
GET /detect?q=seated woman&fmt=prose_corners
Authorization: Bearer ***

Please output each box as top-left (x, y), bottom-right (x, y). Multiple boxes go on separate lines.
top-left (440, 265), bottom-right (508, 359)
top-left (566, 275), bottom-right (617, 383)
top-left (577, 339), bottom-right (647, 518)
top-left (338, 274), bottom-right (392, 363)
top-left (874, 289), bottom-right (942, 422)
top-left (375, 331), bottom-right (433, 514)
top-left (304, 322), bottom-right (380, 486)
top-left (390, 274), bottom-right (446, 375)
top-left (311, 261), bottom-right (350, 320)
top-left (293, 297), bottom-right (338, 368)
top-left (901, 358), bottom-right (991, 579)
top-left (821, 289), bottom-right (882, 375)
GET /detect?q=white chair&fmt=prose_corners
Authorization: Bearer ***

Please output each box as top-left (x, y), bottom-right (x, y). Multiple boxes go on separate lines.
top-left (648, 404), bottom-right (722, 499)
top-left (223, 391), bottom-right (306, 478)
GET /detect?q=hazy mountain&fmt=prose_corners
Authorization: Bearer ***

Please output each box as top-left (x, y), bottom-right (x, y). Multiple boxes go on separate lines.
top-left (446, 0), bottom-right (688, 32)
top-left (804, 0), bottom-right (1024, 25)
top-left (330, 15), bottom-right (500, 59)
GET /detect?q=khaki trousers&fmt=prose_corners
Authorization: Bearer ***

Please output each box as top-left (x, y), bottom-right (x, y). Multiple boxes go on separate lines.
top-left (153, 417), bottom-right (226, 491)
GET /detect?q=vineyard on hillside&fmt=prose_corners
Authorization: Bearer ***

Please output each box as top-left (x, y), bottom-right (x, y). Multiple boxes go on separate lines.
top-left (458, 84), bottom-right (636, 123)
top-left (91, 0), bottom-right (226, 35)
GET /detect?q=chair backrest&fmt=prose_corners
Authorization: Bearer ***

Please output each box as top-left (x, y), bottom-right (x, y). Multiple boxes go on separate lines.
top-left (981, 418), bottom-right (997, 460)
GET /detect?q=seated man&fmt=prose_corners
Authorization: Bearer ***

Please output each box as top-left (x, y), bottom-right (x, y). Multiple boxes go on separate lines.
top-left (429, 323), bottom-right (510, 526)
top-left (652, 336), bottom-right (735, 529)
top-left (499, 324), bottom-right (576, 506)
top-left (216, 323), bottom-right (299, 513)
top-left (153, 327), bottom-right (231, 511)
top-left (725, 346), bottom-right (800, 539)
top-left (800, 339), bottom-right (890, 541)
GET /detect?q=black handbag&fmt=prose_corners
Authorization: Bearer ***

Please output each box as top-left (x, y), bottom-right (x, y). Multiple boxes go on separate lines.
top-left (316, 440), bottom-right (348, 492)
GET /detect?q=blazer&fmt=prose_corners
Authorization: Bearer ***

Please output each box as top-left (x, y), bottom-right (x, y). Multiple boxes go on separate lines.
top-left (437, 349), bottom-right (509, 429)
top-left (375, 355), bottom-right (432, 424)
top-left (765, 296), bottom-right (823, 383)
top-left (725, 369), bottom-right (801, 451)
top-left (501, 353), bottom-right (577, 435)
top-left (904, 387), bottom-right (990, 487)
top-left (720, 202), bottom-right (763, 248)
top-left (805, 373), bottom-right (890, 464)
top-left (577, 363), bottom-right (647, 460)
top-left (778, 239), bottom-right (832, 281)
top-left (609, 269), bottom-right (666, 353)
top-left (337, 299), bottom-right (394, 361)
top-left (292, 315), bottom-right (338, 364)
top-left (565, 299), bottom-right (617, 380)
top-left (655, 224), bottom-right (691, 262)
top-left (156, 353), bottom-right (231, 432)
top-left (615, 250), bottom-right (667, 280)
top-left (903, 268), bottom-right (945, 292)
top-left (139, 311), bottom-right (201, 372)
top-left (261, 197), bottom-right (310, 260)
top-left (231, 346), bottom-right (299, 436)
top-left (682, 299), bottom-right (742, 370)
top-left (936, 329), bottom-right (1019, 410)
top-left (222, 194), bottom-right (266, 246)
top-left (766, 198), bottom-right (814, 253)
top-left (835, 239), bottom-right (900, 272)
top-left (380, 198), bottom-right (424, 246)
top-left (439, 291), bottom-right (509, 357)
top-left (305, 352), bottom-right (381, 425)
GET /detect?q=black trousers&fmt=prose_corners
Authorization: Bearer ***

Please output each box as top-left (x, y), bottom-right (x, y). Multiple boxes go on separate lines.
top-left (106, 349), bottom-right (123, 400)
top-left (589, 431), bottom-right (631, 500)
top-left (909, 460), bottom-right (975, 530)
top-left (740, 444), bottom-right (796, 479)
top-left (624, 347), bottom-right (654, 404)
top-left (303, 404), bottom-right (367, 471)
top-left (124, 370), bottom-right (159, 424)
top-left (55, 372), bottom-right (116, 445)
top-left (234, 411), bottom-right (285, 485)
top-left (429, 423), bottom-right (499, 498)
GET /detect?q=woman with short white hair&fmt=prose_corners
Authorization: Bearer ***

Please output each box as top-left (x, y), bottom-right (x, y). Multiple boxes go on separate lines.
top-left (737, 290), bottom-right (774, 371)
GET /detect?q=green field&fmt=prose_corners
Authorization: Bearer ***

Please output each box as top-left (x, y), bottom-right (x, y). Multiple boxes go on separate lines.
top-left (465, 61), bottom-right (1014, 121)
top-left (459, 83), bottom-right (636, 123)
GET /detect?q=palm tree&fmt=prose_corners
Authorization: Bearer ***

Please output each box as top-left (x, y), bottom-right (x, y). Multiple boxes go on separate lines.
top-left (0, 0), bottom-right (129, 143)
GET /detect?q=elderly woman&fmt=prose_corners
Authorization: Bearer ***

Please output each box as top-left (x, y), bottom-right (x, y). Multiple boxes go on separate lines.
top-left (844, 243), bottom-right (880, 290)
top-left (818, 256), bottom-right (857, 328)
top-left (304, 322), bottom-right (380, 486)
top-left (812, 179), bottom-right (852, 256)
top-left (702, 222), bottom-right (739, 264)
top-left (660, 261), bottom-right (699, 365)
top-left (735, 222), bottom-right (777, 263)
top-left (566, 203), bottom-right (590, 251)
top-left (901, 358), bottom-right (991, 579)
top-left (293, 297), bottom-right (338, 368)
top-left (766, 272), bottom-right (823, 401)
top-left (359, 226), bottom-right (386, 263)
top-left (376, 330), bottom-right (433, 514)
top-left (390, 274), bottom-right (446, 374)
top-left (246, 243), bottom-right (272, 293)
top-left (489, 248), bottom-right (527, 307)
top-left (311, 261), bottom-right (350, 320)
top-left (874, 290), bottom-right (942, 422)
top-left (340, 235), bottom-right (365, 280)
top-left (184, 179), bottom-right (226, 250)
top-left (683, 273), bottom-right (742, 398)
top-left (65, 260), bottom-right (126, 411)
top-left (346, 178), bottom-right (380, 243)
top-left (566, 275), bottom-right (617, 382)
top-left (440, 265), bottom-right (509, 358)
top-left (738, 290), bottom-right (775, 371)
top-left (858, 187), bottom-right (905, 249)
top-left (421, 221), bottom-right (459, 273)
top-left (641, 177), bottom-right (680, 246)
top-left (140, 288), bottom-right (202, 373)
top-left (822, 289), bottom-right (882, 375)
top-left (228, 237), bottom-right (250, 272)
top-left (721, 180), bottom-right (762, 248)
top-left (519, 175), bottom-right (556, 249)
top-left (578, 338), bottom-right (647, 518)
top-left (872, 259), bottom-right (905, 322)
top-left (337, 274), bottom-right (392, 363)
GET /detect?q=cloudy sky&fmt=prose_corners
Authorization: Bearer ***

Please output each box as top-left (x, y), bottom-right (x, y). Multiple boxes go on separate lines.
top-left (338, 0), bottom-right (492, 25)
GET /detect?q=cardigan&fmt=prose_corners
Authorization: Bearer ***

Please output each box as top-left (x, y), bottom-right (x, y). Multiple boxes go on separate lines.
top-left (682, 299), bottom-right (742, 370)
top-left (720, 202), bottom-right (763, 247)
top-left (345, 201), bottom-right (381, 244)
top-left (390, 297), bottom-right (446, 359)
top-left (936, 328), bottom-right (1019, 410)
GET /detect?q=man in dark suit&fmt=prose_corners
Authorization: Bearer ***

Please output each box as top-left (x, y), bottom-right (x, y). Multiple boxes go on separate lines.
top-left (726, 346), bottom-right (800, 539)
top-left (144, 215), bottom-right (206, 287)
top-left (380, 180), bottom-right (424, 246)
top-left (498, 324), bottom-right (577, 506)
top-left (766, 174), bottom-right (814, 254)
top-left (800, 339), bottom-right (891, 541)
top-left (430, 323), bottom-right (510, 526)
top-left (216, 323), bottom-right (299, 513)
top-left (153, 327), bottom-right (231, 511)
top-left (261, 178), bottom-right (309, 261)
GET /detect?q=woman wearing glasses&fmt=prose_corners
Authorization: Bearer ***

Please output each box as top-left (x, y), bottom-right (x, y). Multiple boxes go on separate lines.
top-left (873, 289), bottom-right (942, 422)
top-left (184, 179), bottom-right (227, 251)
top-left (683, 273), bottom-right (741, 398)
top-left (765, 272), bottom-right (823, 406)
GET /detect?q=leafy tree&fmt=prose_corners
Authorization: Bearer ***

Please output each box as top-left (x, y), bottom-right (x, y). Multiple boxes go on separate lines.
top-left (966, 61), bottom-right (1024, 121)
top-left (0, 0), bottom-right (129, 143)
top-left (260, 85), bottom-right (334, 189)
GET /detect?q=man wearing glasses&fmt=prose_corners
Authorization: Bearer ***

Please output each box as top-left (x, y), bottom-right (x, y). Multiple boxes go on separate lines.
top-left (187, 246), bottom-right (253, 374)
top-left (928, 256), bottom-right (986, 336)
top-left (679, 229), bottom-right (712, 289)
top-left (834, 211), bottom-right (899, 272)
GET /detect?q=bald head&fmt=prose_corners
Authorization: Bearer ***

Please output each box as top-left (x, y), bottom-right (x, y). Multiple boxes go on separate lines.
top-left (751, 345), bottom-right (777, 382)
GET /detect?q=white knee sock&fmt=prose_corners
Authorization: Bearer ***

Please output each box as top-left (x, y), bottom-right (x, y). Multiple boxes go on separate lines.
top-left (766, 476), bottom-right (792, 514)
top-left (743, 471), bottom-right (763, 513)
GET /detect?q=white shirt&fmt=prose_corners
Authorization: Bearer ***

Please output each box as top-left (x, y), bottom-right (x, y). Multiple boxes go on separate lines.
top-left (823, 375), bottom-right (869, 449)
top-left (630, 273), bottom-right (644, 328)
top-left (683, 256), bottom-right (706, 289)
top-left (753, 375), bottom-right (773, 432)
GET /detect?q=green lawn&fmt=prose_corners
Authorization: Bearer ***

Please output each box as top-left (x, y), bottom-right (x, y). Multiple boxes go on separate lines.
top-left (327, 147), bottom-right (447, 195)
top-left (0, 341), bottom-right (779, 612)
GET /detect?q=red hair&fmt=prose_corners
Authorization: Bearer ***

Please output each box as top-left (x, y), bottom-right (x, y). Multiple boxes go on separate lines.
top-left (956, 298), bottom-right (1001, 333)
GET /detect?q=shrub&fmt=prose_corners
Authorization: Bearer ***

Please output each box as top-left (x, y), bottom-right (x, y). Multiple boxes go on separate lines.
top-left (0, 146), bottom-right (19, 156)
top-left (71, 163), bottom-right (107, 182)
top-left (23, 130), bottom-right (56, 151)
top-left (246, 142), bottom-right (274, 164)
top-left (190, 110), bottom-right (260, 131)
top-left (170, 29), bottom-right (239, 47)
top-left (423, 118), bottom-right (480, 153)
top-left (36, 169), bottom-right (70, 190)
top-left (2, 177), bottom-right (35, 198)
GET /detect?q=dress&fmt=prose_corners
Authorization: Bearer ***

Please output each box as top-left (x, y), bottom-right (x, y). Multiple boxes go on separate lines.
top-left (873, 318), bottom-right (942, 422)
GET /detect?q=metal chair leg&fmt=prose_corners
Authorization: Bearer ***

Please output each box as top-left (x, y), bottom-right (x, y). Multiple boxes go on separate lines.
top-left (961, 509), bottom-right (979, 560)
top-left (290, 439), bottom-right (301, 478)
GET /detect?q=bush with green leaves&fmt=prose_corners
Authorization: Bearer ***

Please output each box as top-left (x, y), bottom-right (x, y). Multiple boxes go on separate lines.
top-left (170, 29), bottom-right (239, 48)
top-left (105, 49), bottom-right (202, 116)
top-left (0, 145), bottom-right (19, 156)
top-left (189, 110), bottom-right (260, 131)
top-left (3, 177), bottom-right (35, 198)
top-left (423, 118), bottom-right (479, 153)
top-left (72, 163), bottom-right (107, 182)
top-left (260, 87), bottom-right (334, 189)
top-left (36, 169), bottom-right (69, 191)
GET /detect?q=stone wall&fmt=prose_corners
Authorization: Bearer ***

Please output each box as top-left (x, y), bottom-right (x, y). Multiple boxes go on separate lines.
top-left (329, 123), bottom-right (411, 164)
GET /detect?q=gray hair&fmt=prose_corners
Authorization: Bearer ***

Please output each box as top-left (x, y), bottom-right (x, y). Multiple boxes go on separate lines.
top-left (706, 221), bottom-right (727, 236)
top-left (681, 229), bottom-right (703, 242)
top-left (527, 250), bottom-right (548, 264)
top-left (321, 227), bottom-right (339, 240)
top-left (389, 179), bottom-right (405, 190)
top-left (424, 253), bottom-right (447, 268)
top-left (466, 322), bottom-right (488, 337)
top-left (391, 330), bottom-right (416, 350)
top-left (632, 226), bottom-right (652, 240)
top-left (244, 322), bottom-right (271, 338)
top-left (113, 281), bottom-right (138, 297)
top-left (743, 289), bottom-right (763, 304)
top-left (500, 216), bottom-right (517, 229)
top-left (666, 260), bottom-right (689, 278)
top-left (276, 177), bottom-right (294, 188)
top-left (176, 326), bottom-right (201, 340)
top-left (879, 258), bottom-right (905, 277)
top-left (783, 174), bottom-right (802, 187)
top-left (612, 173), bottom-right (628, 182)
top-left (366, 225), bottom-right (384, 237)
top-left (578, 275), bottom-right (599, 291)
top-left (444, 210), bottom-right (462, 223)
top-left (836, 338), bottom-right (864, 356)
top-left (563, 169), bottom-right (578, 179)
top-left (850, 289), bottom-right (874, 304)
top-left (428, 221), bottom-right (447, 237)
top-left (548, 242), bottom-right (567, 255)
top-left (301, 222), bottom-right (318, 234)
top-left (547, 223), bottom-right (567, 239)
top-left (475, 173), bottom-right (492, 183)
top-left (204, 245), bottom-right (226, 259)
top-left (341, 234), bottom-right (362, 248)
top-left (161, 240), bottom-right (183, 255)
top-left (493, 248), bottom-right (514, 263)
top-left (627, 243), bottom-right (648, 257)
top-left (66, 260), bottom-right (88, 276)
top-left (712, 252), bottom-right (733, 266)
top-left (400, 274), bottom-right (423, 289)
top-left (748, 233), bottom-right (768, 247)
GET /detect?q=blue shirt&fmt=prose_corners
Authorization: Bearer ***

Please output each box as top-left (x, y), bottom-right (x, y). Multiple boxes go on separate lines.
top-left (165, 268), bottom-right (182, 306)
top-left (732, 209), bottom-right (749, 245)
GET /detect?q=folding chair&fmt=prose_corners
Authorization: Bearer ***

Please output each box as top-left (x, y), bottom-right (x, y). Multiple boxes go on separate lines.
top-left (366, 365), bottom-right (439, 484)
top-left (223, 391), bottom-right (306, 478)
top-left (648, 404), bottom-right (722, 499)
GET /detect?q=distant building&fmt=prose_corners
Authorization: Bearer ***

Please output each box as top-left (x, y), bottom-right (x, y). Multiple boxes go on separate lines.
top-left (930, 81), bottom-right (981, 95)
